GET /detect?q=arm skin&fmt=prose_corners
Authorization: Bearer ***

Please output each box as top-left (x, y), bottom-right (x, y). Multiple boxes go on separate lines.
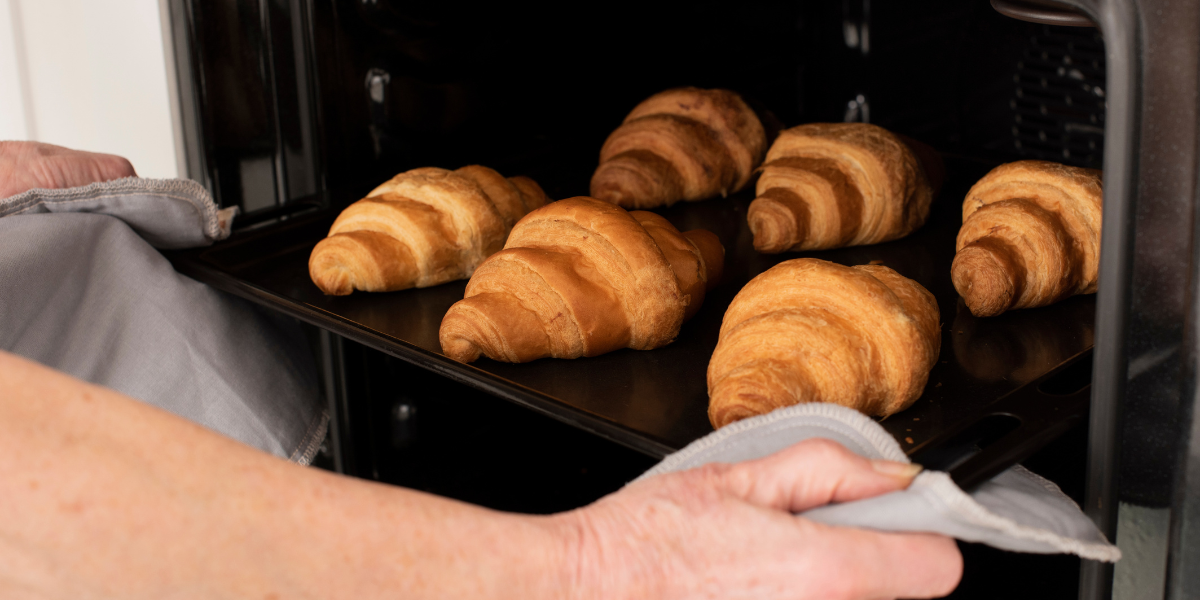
top-left (0, 350), bottom-right (960, 600)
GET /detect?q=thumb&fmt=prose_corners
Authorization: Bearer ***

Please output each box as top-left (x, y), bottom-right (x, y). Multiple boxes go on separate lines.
top-left (91, 152), bottom-right (137, 181)
top-left (716, 438), bottom-right (922, 513)
top-left (69, 151), bottom-right (136, 187)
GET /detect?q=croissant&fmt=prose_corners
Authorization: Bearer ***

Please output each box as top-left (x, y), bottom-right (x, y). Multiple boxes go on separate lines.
top-left (590, 87), bottom-right (767, 210)
top-left (707, 258), bottom-right (940, 429)
top-left (309, 166), bottom-right (549, 295)
top-left (951, 160), bottom-right (1103, 317)
top-left (439, 196), bottom-right (724, 363)
top-left (747, 123), bottom-right (934, 253)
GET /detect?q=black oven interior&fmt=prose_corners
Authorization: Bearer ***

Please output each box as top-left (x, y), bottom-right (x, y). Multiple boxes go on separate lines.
top-left (176, 0), bottom-right (1106, 211)
top-left (164, 0), bottom-right (1200, 598)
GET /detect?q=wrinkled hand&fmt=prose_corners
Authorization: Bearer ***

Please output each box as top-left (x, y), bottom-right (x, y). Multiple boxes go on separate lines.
top-left (0, 141), bottom-right (136, 199)
top-left (561, 438), bottom-right (962, 600)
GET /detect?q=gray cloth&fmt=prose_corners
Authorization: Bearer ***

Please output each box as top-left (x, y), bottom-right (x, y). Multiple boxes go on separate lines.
top-left (638, 403), bottom-right (1120, 562)
top-left (0, 177), bottom-right (327, 463)
top-left (1, 177), bottom-right (237, 249)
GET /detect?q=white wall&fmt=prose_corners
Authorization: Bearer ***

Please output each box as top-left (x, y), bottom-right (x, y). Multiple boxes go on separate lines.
top-left (0, 0), bottom-right (178, 179)
top-left (0, 0), bottom-right (30, 140)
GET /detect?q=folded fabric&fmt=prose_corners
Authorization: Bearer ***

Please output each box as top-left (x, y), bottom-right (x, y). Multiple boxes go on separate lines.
top-left (637, 403), bottom-right (1120, 562)
top-left (0, 176), bottom-right (237, 248)
top-left (0, 177), bottom-right (326, 463)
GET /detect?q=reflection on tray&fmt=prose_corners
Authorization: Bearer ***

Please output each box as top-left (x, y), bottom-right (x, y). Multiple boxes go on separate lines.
top-left (952, 295), bottom-right (1095, 385)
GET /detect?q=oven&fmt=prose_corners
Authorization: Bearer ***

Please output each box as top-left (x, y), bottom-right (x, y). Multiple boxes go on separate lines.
top-left (160, 0), bottom-right (1200, 598)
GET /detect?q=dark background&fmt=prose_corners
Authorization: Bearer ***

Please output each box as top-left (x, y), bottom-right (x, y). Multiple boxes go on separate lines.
top-left (179, 0), bottom-right (1106, 210)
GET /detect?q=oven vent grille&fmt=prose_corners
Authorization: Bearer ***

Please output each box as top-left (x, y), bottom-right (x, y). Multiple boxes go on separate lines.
top-left (1011, 27), bottom-right (1106, 169)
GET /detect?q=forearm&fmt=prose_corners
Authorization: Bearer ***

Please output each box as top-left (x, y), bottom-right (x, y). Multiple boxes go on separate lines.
top-left (0, 350), bottom-right (570, 599)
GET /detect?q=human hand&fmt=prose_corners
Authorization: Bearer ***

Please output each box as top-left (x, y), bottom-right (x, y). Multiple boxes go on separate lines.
top-left (559, 438), bottom-right (962, 600)
top-left (0, 141), bottom-right (136, 199)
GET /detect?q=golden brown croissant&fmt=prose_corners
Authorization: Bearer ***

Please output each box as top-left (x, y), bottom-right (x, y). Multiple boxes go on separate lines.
top-left (747, 123), bottom-right (934, 253)
top-left (308, 166), bottom-right (549, 295)
top-left (439, 196), bottom-right (724, 363)
top-left (590, 87), bottom-right (767, 209)
top-left (951, 160), bottom-right (1103, 317)
top-left (707, 258), bottom-right (940, 429)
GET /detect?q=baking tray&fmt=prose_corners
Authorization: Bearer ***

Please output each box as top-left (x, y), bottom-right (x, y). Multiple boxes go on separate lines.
top-left (167, 156), bottom-right (1096, 485)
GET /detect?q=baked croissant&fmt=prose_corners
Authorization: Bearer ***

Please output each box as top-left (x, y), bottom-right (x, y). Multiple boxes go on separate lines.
top-left (747, 123), bottom-right (934, 253)
top-left (590, 87), bottom-right (767, 209)
top-left (439, 196), bottom-right (724, 363)
top-left (707, 258), bottom-right (940, 429)
top-left (952, 160), bottom-right (1103, 317)
top-left (309, 166), bottom-right (549, 295)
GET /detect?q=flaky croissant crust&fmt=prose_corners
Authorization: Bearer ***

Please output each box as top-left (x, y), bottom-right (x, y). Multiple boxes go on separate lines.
top-left (952, 160), bottom-right (1103, 317)
top-left (308, 166), bottom-right (547, 295)
top-left (439, 196), bottom-right (723, 363)
top-left (590, 87), bottom-right (767, 209)
top-left (747, 123), bottom-right (932, 253)
top-left (707, 258), bottom-right (940, 428)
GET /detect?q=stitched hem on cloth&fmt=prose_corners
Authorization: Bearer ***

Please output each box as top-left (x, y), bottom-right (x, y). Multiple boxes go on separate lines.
top-left (290, 409), bottom-right (330, 466)
top-left (634, 403), bottom-right (906, 482)
top-left (0, 177), bottom-right (234, 241)
top-left (632, 402), bottom-right (1121, 563)
top-left (914, 471), bottom-right (1121, 562)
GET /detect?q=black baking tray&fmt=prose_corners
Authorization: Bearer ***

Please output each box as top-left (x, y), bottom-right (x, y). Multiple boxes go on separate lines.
top-left (167, 155), bottom-right (1095, 486)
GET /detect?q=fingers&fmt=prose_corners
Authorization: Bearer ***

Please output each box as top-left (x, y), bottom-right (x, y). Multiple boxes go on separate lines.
top-left (0, 142), bottom-right (136, 199)
top-left (91, 152), bottom-right (138, 181)
top-left (717, 438), bottom-right (922, 512)
top-left (49, 148), bottom-right (137, 189)
top-left (808, 523), bottom-right (963, 600)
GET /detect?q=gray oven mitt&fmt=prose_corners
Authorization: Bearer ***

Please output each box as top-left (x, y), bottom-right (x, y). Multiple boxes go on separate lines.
top-left (637, 403), bottom-right (1120, 562)
top-left (0, 178), bottom-right (327, 464)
